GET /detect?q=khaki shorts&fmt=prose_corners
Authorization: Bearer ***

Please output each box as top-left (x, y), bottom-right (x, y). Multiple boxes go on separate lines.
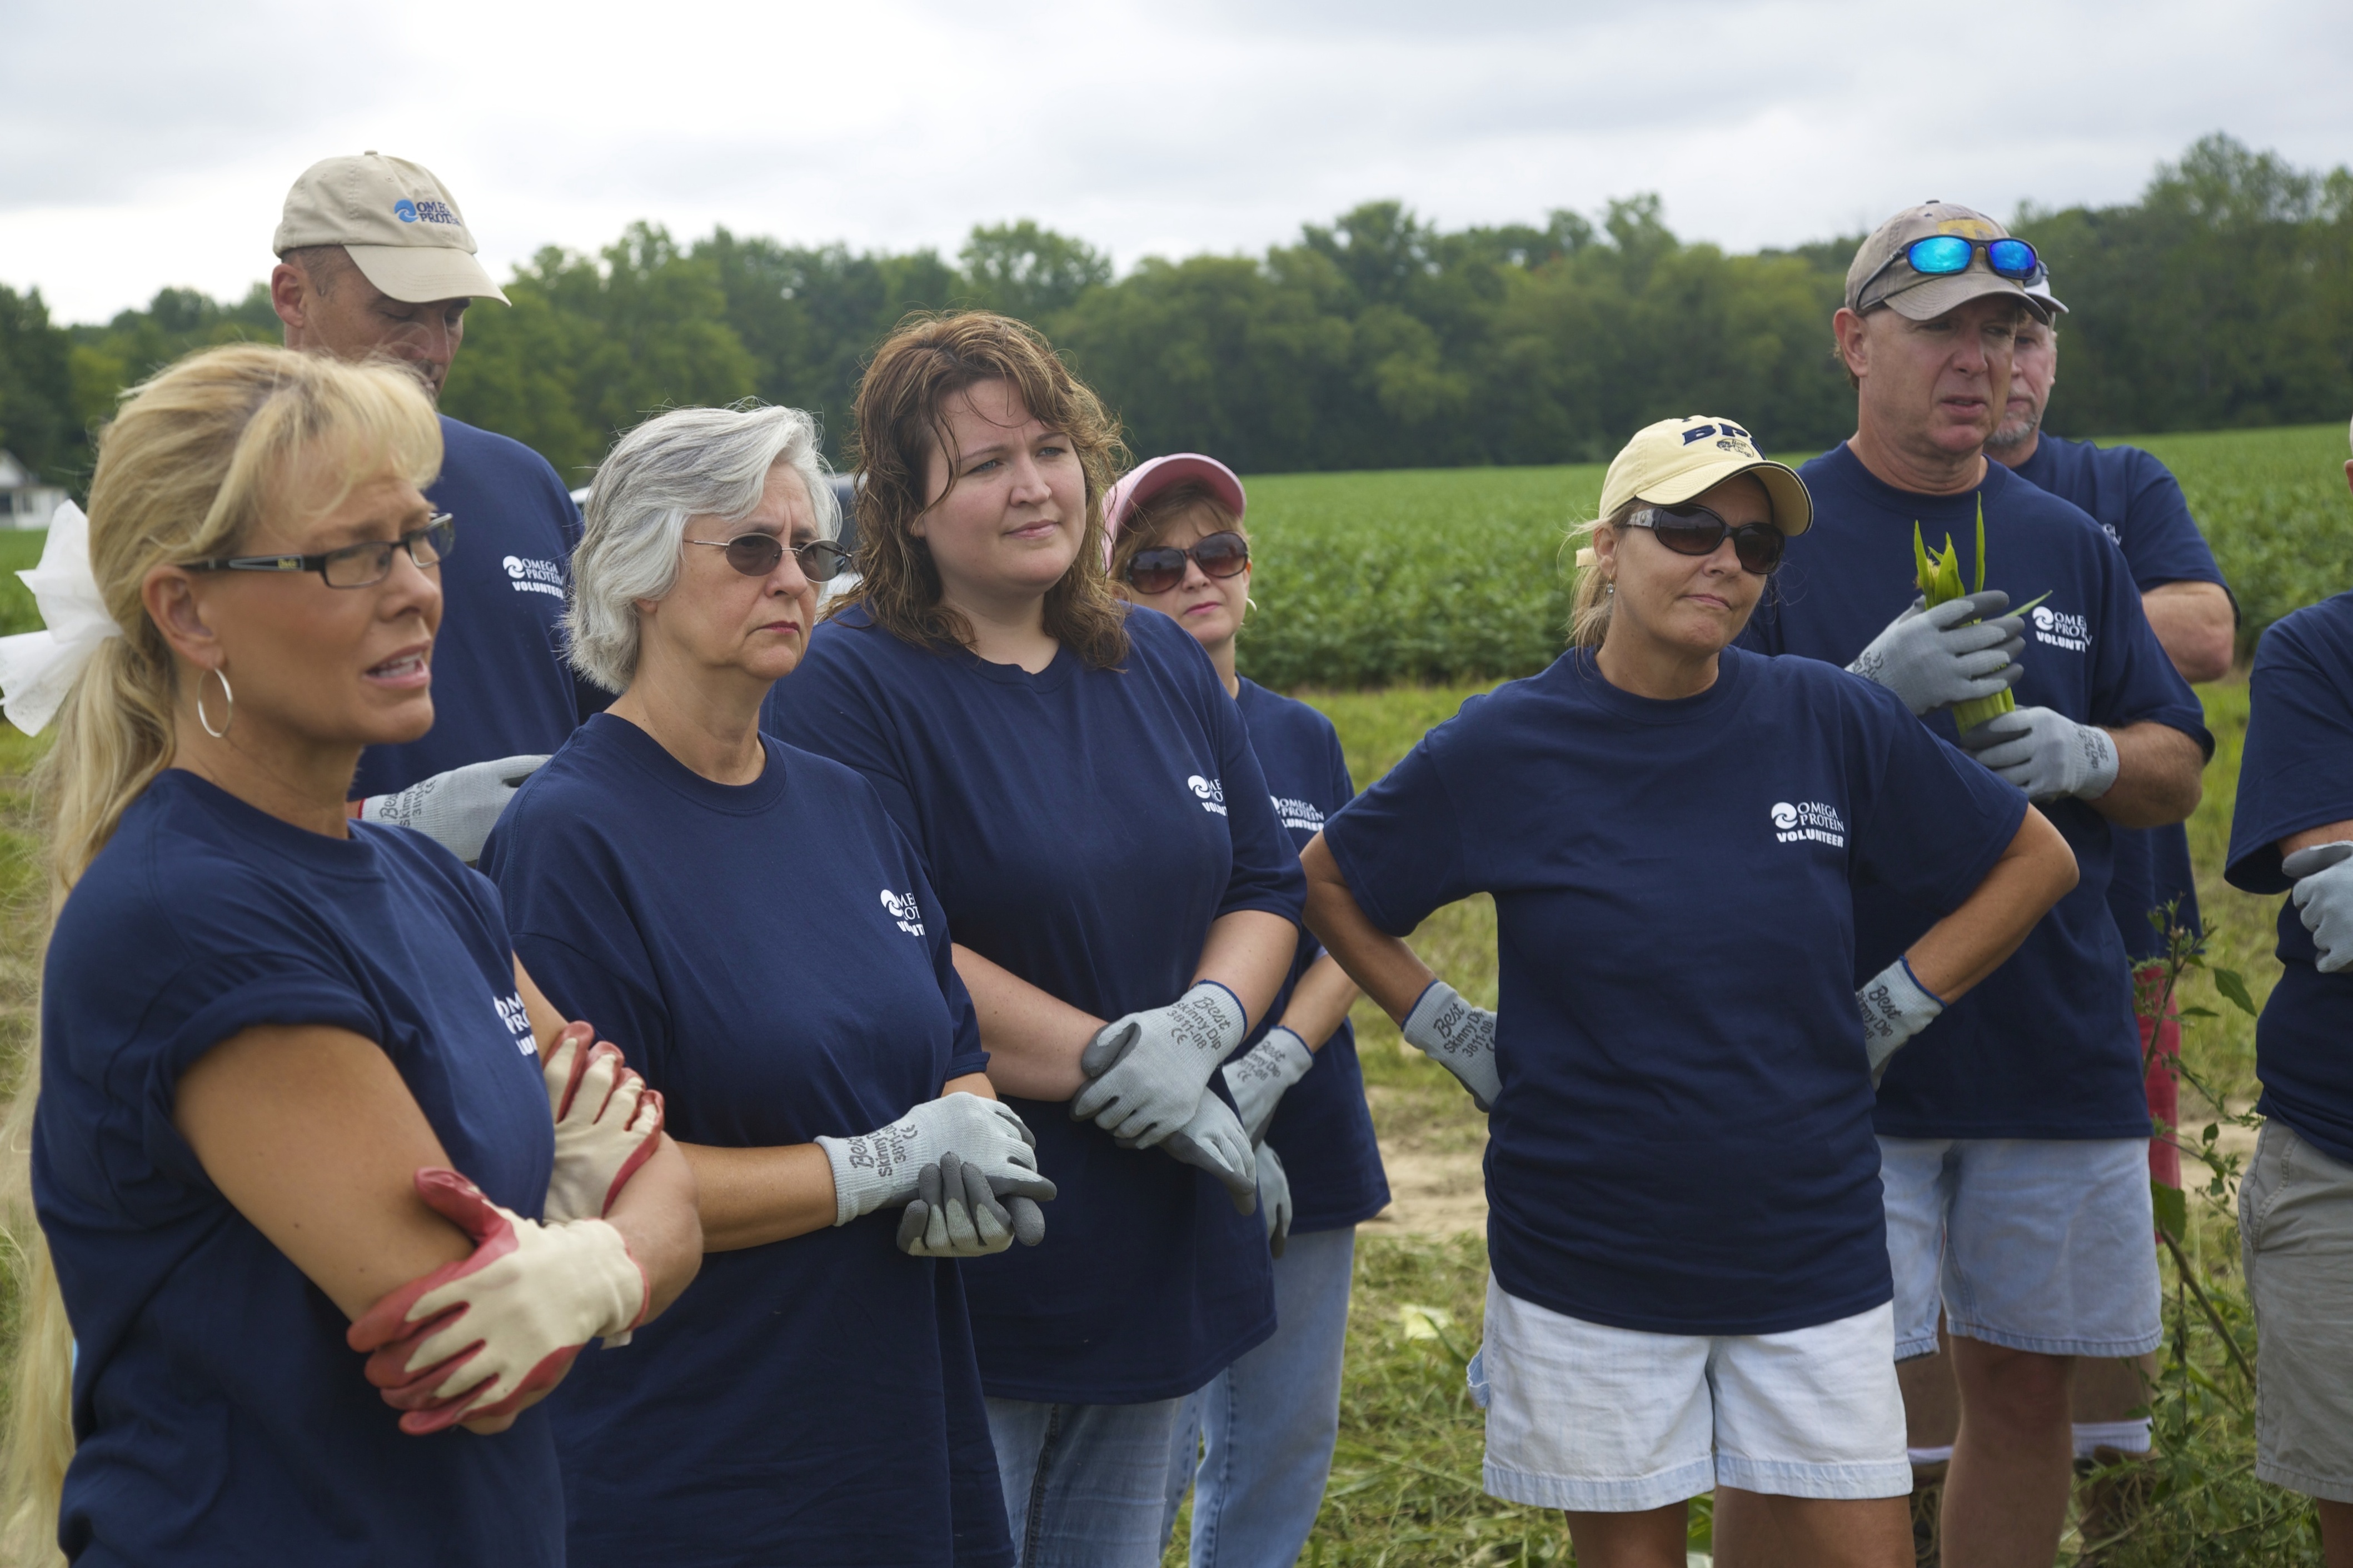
top-left (2240, 1118), bottom-right (2353, 1505)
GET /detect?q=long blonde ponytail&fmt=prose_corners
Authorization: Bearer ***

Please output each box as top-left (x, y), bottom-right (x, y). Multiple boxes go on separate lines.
top-left (0, 344), bottom-right (441, 1562)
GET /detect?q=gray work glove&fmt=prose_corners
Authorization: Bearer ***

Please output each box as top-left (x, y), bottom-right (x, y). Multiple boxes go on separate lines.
top-left (1956, 706), bottom-right (2120, 801)
top-left (1257, 1143), bottom-right (1294, 1259)
top-left (1223, 1027), bottom-right (1314, 1145)
top-left (1094, 1040), bottom-right (1259, 1215)
top-left (359, 753), bottom-right (551, 863)
top-left (1857, 957), bottom-right (1946, 1088)
top-left (817, 1092), bottom-right (1056, 1226)
top-left (894, 1152), bottom-right (1048, 1256)
top-left (2284, 842), bottom-right (2353, 973)
top-left (1402, 980), bottom-right (1500, 1111)
top-left (1846, 592), bottom-right (2025, 716)
top-left (1071, 982), bottom-right (1250, 1147)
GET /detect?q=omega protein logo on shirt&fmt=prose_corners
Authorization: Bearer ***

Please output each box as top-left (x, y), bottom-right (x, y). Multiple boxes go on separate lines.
top-left (1272, 795), bottom-right (1324, 832)
top-left (494, 990), bottom-right (536, 1054)
top-left (1188, 776), bottom-right (1228, 816)
top-left (880, 890), bottom-right (925, 936)
top-left (502, 556), bottom-right (564, 598)
top-left (2031, 605), bottom-right (2091, 652)
top-left (1770, 800), bottom-right (1847, 848)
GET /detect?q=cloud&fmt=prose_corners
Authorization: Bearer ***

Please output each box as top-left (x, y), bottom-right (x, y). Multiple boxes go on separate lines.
top-left (3, 0), bottom-right (2349, 322)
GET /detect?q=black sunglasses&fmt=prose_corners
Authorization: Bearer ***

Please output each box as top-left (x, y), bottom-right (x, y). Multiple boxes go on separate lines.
top-left (182, 514), bottom-right (455, 589)
top-left (1627, 505), bottom-right (1785, 575)
top-left (687, 533), bottom-right (853, 582)
top-left (1124, 531), bottom-right (1250, 596)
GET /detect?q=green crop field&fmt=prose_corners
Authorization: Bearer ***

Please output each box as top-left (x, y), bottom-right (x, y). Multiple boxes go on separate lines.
top-left (1234, 422), bottom-right (2352, 691)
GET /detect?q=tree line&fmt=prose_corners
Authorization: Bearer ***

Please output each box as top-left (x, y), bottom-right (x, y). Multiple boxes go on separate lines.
top-left (2, 133), bottom-right (2347, 495)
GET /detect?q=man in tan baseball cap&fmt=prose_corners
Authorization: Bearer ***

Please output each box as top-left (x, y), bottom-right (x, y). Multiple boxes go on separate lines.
top-left (1743, 199), bottom-right (2209, 1568)
top-left (271, 152), bottom-right (508, 400)
top-left (268, 152), bottom-right (584, 855)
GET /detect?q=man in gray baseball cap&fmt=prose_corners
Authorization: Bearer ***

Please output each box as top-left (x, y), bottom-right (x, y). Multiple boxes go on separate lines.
top-left (1738, 199), bottom-right (2210, 1567)
top-left (269, 152), bottom-right (584, 860)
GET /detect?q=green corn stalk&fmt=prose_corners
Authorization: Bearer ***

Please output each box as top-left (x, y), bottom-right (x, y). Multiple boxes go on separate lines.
top-left (1913, 497), bottom-right (2036, 734)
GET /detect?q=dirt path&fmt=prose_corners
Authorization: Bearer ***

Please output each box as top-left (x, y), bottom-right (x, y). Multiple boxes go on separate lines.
top-left (1360, 1082), bottom-right (1488, 1238)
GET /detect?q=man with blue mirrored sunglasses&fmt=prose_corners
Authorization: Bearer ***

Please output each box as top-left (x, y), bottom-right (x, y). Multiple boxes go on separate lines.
top-left (1738, 199), bottom-right (2212, 1568)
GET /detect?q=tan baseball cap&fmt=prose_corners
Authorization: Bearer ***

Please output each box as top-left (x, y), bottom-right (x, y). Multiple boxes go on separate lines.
top-left (273, 152), bottom-right (509, 305)
top-left (1598, 417), bottom-right (1812, 536)
top-left (1845, 202), bottom-right (2041, 321)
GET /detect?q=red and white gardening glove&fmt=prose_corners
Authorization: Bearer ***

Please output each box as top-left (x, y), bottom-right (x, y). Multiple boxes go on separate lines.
top-left (541, 1022), bottom-right (665, 1224)
top-left (347, 1167), bottom-right (648, 1436)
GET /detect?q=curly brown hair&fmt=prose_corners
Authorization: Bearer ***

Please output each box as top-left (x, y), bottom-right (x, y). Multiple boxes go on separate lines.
top-left (835, 312), bottom-right (1131, 668)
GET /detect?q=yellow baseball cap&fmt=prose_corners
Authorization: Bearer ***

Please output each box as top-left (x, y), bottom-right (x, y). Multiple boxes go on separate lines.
top-left (272, 152), bottom-right (509, 305)
top-left (1598, 417), bottom-right (1812, 536)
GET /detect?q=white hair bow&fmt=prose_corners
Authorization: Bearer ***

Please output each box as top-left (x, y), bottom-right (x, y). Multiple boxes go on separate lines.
top-left (0, 503), bottom-right (123, 735)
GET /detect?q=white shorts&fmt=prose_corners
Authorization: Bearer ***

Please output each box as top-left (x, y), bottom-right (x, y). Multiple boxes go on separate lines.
top-left (1468, 1277), bottom-right (1911, 1511)
top-left (1879, 1136), bottom-right (2163, 1361)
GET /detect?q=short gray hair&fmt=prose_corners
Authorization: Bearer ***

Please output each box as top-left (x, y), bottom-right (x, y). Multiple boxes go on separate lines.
top-left (567, 402), bottom-right (839, 692)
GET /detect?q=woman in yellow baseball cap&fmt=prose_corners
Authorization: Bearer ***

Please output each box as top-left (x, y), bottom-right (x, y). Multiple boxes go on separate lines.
top-left (1300, 417), bottom-right (2076, 1567)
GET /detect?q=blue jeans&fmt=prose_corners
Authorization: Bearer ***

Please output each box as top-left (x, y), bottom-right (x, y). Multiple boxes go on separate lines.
top-left (1163, 1226), bottom-right (1356, 1566)
top-left (987, 1394), bottom-right (1184, 1568)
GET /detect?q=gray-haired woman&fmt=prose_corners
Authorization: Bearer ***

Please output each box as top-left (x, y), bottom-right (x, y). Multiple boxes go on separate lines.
top-left (481, 402), bottom-right (1049, 1568)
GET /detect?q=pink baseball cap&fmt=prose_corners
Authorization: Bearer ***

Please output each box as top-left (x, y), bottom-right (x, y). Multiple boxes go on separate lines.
top-left (1101, 454), bottom-right (1248, 568)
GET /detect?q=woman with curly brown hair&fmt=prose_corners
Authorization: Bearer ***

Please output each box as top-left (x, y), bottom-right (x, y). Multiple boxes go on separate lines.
top-left (764, 313), bottom-right (1303, 1567)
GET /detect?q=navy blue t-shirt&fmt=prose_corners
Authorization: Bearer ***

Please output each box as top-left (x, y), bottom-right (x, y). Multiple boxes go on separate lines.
top-left (1235, 677), bottom-right (1390, 1232)
top-left (1323, 648), bottom-right (2025, 1334)
top-left (482, 713), bottom-right (1009, 1568)
top-left (37, 769), bottom-right (559, 1567)
top-left (764, 604), bottom-right (1302, 1402)
top-left (2012, 434), bottom-right (2230, 963)
top-left (2225, 594), bottom-right (2353, 1165)
top-left (1742, 446), bottom-right (2211, 1139)
top-left (352, 416), bottom-right (584, 798)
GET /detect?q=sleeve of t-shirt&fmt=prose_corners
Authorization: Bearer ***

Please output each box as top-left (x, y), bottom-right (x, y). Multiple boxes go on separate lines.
top-left (127, 950), bottom-right (385, 1199)
top-left (1843, 680), bottom-right (2030, 917)
top-left (1210, 676), bottom-right (1307, 925)
top-left (763, 631), bottom-right (930, 857)
top-left (2227, 612), bottom-right (2353, 894)
top-left (1322, 732), bottom-right (1476, 938)
top-left (495, 831), bottom-right (674, 1080)
top-left (1299, 713), bottom-right (1358, 968)
top-left (2118, 450), bottom-right (2229, 593)
top-left (893, 817), bottom-right (989, 1080)
top-left (2085, 543), bottom-right (2214, 757)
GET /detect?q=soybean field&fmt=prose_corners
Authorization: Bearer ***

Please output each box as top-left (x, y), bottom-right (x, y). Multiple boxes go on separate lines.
top-left (1232, 421), bottom-right (2352, 692)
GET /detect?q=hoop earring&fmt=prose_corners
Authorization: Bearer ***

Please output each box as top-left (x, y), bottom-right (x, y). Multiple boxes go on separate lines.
top-left (197, 666), bottom-right (234, 740)
top-left (1244, 596), bottom-right (1259, 621)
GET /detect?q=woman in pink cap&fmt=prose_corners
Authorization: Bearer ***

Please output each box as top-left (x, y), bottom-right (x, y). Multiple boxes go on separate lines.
top-left (1107, 455), bottom-right (1390, 1568)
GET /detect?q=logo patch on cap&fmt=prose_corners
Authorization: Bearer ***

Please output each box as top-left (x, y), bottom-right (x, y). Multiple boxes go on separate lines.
top-left (392, 197), bottom-right (458, 226)
top-left (394, 199), bottom-right (417, 223)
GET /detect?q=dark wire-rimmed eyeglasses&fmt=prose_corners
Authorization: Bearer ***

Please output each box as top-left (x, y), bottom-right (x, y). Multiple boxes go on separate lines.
top-left (686, 533), bottom-right (854, 582)
top-left (182, 514), bottom-right (456, 588)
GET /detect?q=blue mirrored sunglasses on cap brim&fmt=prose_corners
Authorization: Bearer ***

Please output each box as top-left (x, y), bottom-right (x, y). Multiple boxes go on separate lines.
top-left (1858, 235), bottom-right (2039, 306)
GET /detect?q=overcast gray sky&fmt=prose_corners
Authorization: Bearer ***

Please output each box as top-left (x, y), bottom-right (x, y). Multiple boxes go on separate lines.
top-left (5, 0), bottom-right (2347, 324)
